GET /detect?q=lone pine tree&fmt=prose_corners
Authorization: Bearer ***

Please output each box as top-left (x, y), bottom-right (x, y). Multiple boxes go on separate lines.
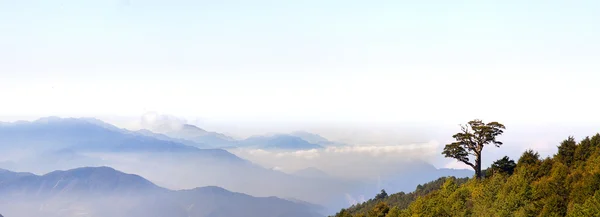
top-left (442, 119), bottom-right (505, 179)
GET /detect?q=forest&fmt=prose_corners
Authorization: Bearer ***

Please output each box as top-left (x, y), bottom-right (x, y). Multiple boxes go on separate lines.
top-left (332, 121), bottom-right (600, 217)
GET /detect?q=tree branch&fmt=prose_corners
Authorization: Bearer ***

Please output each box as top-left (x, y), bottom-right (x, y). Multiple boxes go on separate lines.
top-left (459, 159), bottom-right (476, 170)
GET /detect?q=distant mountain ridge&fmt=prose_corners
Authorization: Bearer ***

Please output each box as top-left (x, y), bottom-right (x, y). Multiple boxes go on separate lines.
top-left (154, 123), bottom-right (238, 148)
top-left (0, 166), bottom-right (161, 196)
top-left (0, 117), bottom-right (197, 152)
top-left (290, 131), bottom-right (347, 147)
top-left (238, 134), bottom-right (323, 150)
top-left (0, 166), bottom-right (323, 217)
top-left (0, 117), bottom-right (243, 159)
top-left (134, 129), bottom-right (212, 148)
top-left (141, 120), bottom-right (338, 150)
top-left (0, 117), bottom-right (476, 215)
top-left (0, 117), bottom-right (361, 213)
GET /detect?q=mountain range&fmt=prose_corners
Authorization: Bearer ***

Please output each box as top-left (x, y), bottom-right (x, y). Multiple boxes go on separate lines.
top-left (290, 131), bottom-right (347, 147)
top-left (237, 134), bottom-right (324, 150)
top-left (0, 166), bottom-right (322, 217)
top-left (133, 119), bottom-right (331, 150)
top-left (0, 117), bottom-right (473, 214)
top-left (159, 124), bottom-right (239, 148)
top-left (0, 117), bottom-right (204, 153)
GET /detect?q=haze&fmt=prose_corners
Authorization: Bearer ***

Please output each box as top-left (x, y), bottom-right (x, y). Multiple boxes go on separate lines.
top-left (1, 1), bottom-right (599, 217)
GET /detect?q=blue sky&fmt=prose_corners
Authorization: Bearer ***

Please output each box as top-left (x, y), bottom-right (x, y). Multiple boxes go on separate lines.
top-left (1, 0), bottom-right (599, 124)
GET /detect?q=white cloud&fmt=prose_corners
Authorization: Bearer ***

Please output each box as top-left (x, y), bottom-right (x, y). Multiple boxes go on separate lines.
top-left (230, 141), bottom-right (441, 179)
top-left (443, 160), bottom-right (474, 170)
top-left (139, 112), bottom-right (188, 132)
top-left (344, 193), bottom-right (367, 206)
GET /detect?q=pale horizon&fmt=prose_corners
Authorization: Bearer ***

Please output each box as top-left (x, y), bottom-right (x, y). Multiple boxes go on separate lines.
top-left (2, 1), bottom-right (599, 124)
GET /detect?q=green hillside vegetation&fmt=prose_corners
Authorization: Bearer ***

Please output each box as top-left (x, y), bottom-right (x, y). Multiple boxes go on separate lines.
top-left (332, 132), bottom-right (600, 217)
top-left (337, 177), bottom-right (469, 216)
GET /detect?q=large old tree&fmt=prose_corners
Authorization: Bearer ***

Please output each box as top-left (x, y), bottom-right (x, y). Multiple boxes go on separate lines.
top-left (442, 119), bottom-right (505, 179)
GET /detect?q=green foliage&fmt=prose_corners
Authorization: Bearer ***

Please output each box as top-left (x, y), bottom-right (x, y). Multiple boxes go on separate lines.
top-left (557, 136), bottom-right (577, 167)
top-left (333, 133), bottom-right (600, 217)
top-left (333, 177), bottom-right (468, 217)
top-left (375, 189), bottom-right (388, 200)
top-left (490, 156), bottom-right (517, 176)
top-left (518, 149), bottom-right (540, 166)
top-left (367, 202), bottom-right (390, 217)
top-left (385, 207), bottom-right (400, 217)
top-left (442, 119), bottom-right (506, 179)
top-left (568, 190), bottom-right (600, 217)
top-left (334, 209), bottom-right (354, 217)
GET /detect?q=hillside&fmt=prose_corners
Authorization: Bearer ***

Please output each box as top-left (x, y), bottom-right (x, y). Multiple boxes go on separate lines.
top-left (336, 176), bottom-right (469, 216)
top-left (332, 133), bottom-right (600, 217)
top-left (0, 117), bottom-right (209, 153)
top-left (0, 167), bottom-right (322, 217)
top-left (0, 117), bottom-right (473, 213)
top-left (239, 134), bottom-right (323, 150)
top-left (161, 124), bottom-right (238, 148)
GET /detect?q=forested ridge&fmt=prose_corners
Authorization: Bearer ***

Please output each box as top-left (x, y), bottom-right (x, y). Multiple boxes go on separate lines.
top-left (332, 133), bottom-right (600, 217)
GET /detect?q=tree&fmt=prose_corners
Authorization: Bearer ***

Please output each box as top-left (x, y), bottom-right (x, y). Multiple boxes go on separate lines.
top-left (334, 209), bottom-right (353, 217)
top-left (490, 156), bottom-right (516, 175)
top-left (557, 136), bottom-right (577, 167)
top-left (375, 189), bottom-right (388, 200)
top-left (442, 119), bottom-right (505, 179)
top-left (518, 149), bottom-right (540, 166)
top-left (367, 202), bottom-right (390, 217)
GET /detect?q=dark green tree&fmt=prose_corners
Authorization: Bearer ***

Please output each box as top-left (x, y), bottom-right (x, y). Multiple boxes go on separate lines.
top-left (518, 149), bottom-right (541, 166)
top-left (442, 119), bottom-right (505, 179)
top-left (574, 136), bottom-right (592, 163)
top-left (375, 189), bottom-right (388, 200)
top-left (557, 136), bottom-right (577, 167)
top-left (490, 156), bottom-right (516, 175)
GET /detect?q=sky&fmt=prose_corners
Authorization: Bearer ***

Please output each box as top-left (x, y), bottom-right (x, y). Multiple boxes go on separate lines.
top-left (1, 0), bottom-right (600, 123)
top-left (1, 1), bottom-right (600, 166)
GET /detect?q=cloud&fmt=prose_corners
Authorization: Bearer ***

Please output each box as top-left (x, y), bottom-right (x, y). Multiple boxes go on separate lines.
top-left (344, 193), bottom-right (367, 206)
top-left (139, 112), bottom-right (188, 132)
top-left (443, 160), bottom-right (474, 170)
top-left (230, 141), bottom-right (441, 180)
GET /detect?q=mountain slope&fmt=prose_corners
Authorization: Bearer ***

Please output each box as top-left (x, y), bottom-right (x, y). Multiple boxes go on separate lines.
top-left (0, 168), bottom-right (34, 181)
top-left (240, 134), bottom-right (323, 150)
top-left (0, 117), bottom-right (479, 214)
top-left (0, 117), bottom-right (246, 161)
top-left (333, 133), bottom-right (600, 217)
top-left (291, 131), bottom-right (346, 147)
top-left (0, 117), bottom-right (202, 152)
top-left (175, 186), bottom-right (321, 217)
top-left (0, 166), bottom-right (161, 196)
top-left (134, 129), bottom-right (212, 148)
top-left (333, 176), bottom-right (469, 216)
top-left (162, 124), bottom-right (237, 148)
top-left (0, 167), bottom-right (323, 217)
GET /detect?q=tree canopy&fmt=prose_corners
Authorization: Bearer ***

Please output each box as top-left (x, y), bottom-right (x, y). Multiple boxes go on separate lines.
top-left (442, 119), bottom-right (505, 179)
top-left (374, 189), bottom-right (388, 200)
top-left (332, 133), bottom-right (600, 217)
top-left (490, 156), bottom-right (516, 175)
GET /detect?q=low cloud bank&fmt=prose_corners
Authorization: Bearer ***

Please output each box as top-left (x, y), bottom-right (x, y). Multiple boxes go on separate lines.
top-left (230, 141), bottom-right (440, 180)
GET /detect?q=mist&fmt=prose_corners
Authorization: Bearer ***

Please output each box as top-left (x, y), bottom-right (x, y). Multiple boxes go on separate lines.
top-left (2, 116), bottom-right (599, 215)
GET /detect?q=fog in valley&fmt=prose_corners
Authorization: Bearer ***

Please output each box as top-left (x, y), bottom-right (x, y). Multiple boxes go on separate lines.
top-left (1, 114), bottom-right (599, 216)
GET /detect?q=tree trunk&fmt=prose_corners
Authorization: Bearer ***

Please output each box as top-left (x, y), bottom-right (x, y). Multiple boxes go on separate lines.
top-left (475, 154), bottom-right (482, 179)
